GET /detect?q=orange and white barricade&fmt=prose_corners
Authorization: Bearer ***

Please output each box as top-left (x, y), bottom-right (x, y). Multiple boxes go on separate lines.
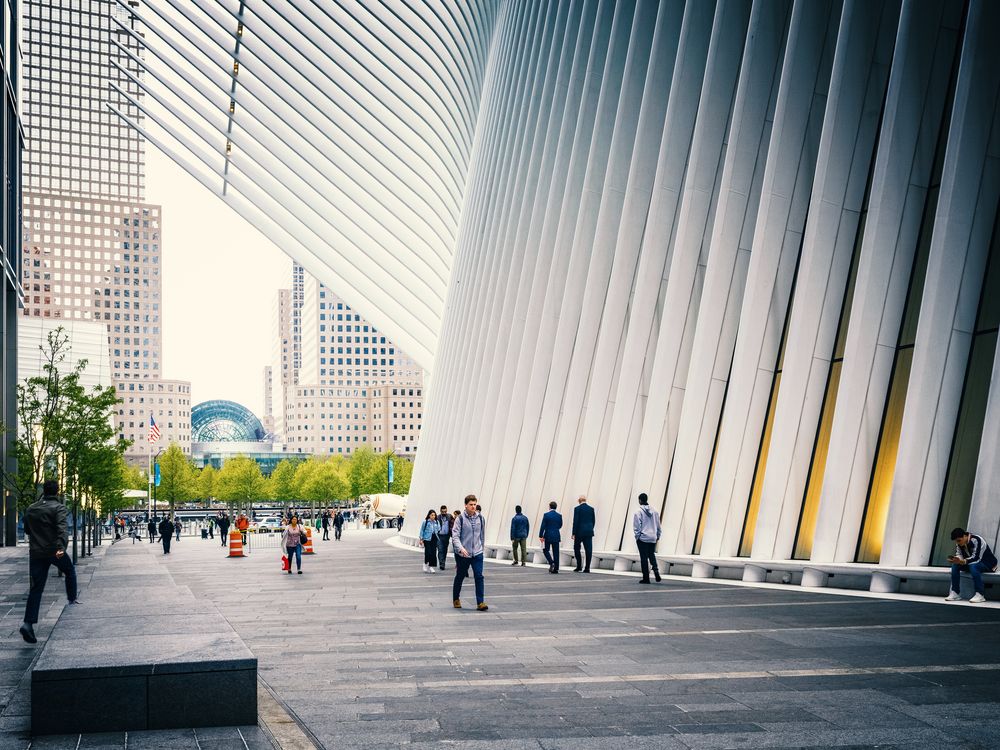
top-left (303, 527), bottom-right (315, 555)
top-left (228, 529), bottom-right (245, 558)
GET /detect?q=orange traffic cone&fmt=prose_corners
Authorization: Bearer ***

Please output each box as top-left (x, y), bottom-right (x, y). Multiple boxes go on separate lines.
top-left (303, 526), bottom-right (315, 555)
top-left (228, 529), bottom-right (245, 558)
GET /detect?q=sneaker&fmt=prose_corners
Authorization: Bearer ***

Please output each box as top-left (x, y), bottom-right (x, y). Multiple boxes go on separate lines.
top-left (423, 563), bottom-right (429, 573)
top-left (68, 599), bottom-right (82, 605)
top-left (654, 571), bottom-right (662, 582)
top-left (453, 599), bottom-right (462, 609)
top-left (521, 563), bottom-right (526, 567)
top-left (477, 603), bottom-right (489, 611)
top-left (944, 590), bottom-right (961, 601)
top-left (638, 579), bottom-right (651, 585)
top-left (297, 570), bottom-right (302, 574)
top-left (430, 567), bottom-right (437, 574)
top-left (573, 568), bottom-right (582, 573)
top-left (287, 569), bottom-right (292, 574)
top-left (511, 561), bottom-right (518, 566)
top-left (19, 624), bottom-right (36, 644)
top-left (970, 593), bottom-right (986, 603)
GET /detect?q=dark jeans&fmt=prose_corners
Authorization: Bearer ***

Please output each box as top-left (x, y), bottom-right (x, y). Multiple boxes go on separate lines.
top-left (543, 539), bottom-right (560, 571)
top-left (220, 527), bottom-right (229, 545)
top-left (323, 527), bottom-right (330, 540)
top-left (423, 541), bottom-right (438, 567)
top-left (951, 562), bottom-right (988, 595)
top-left (637, 540), bottom-right (659, 581)
top-left (334, 525), bottom-right (342, 540)
top-left (209, 526), bottom-right (214, 539)
top-left (175, 527), bottom-right (181, 541)
top-left (574, 535), bottom-right (593, 570)
top-left (25, 554), bottom-right (77, 624)
top-left (162, 536), bottom-right (171, 554)
top-left (286, 545), bottom-right (302, 570)
top-left (148, 529), bottom-right (155, 542)
top-left (453, 553), bottom-right (485, 604)
top-left (436, 534), bottom-right (450, 569)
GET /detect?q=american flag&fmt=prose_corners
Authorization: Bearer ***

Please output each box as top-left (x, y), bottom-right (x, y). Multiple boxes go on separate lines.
top-left (147, 415), bottom-right (161, 443)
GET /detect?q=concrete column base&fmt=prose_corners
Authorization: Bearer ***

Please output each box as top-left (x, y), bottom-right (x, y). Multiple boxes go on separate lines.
top-left (801, 568), bottom-right (829, 588)
top-left (870, 570), bottom-right (900, 593)
top-left (614, 557), bottom-right (633, 572)
top-left (742, 564), bottom-right (767, 583)
top-left (494, 547), bottom-right (510, 560)
top-left (560, 552), bottom-right (575, 567)
top-left (692, 561), bottom-right (715, 579)
top-left (533, 551), bottom-right (548, 565)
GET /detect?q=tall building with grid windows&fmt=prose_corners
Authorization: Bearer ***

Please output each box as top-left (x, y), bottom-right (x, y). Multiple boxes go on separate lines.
top-left (2, 0), bottom-right (25, 545)
top-left (272, 263), bottom-right (423, 457)
top-left (21, 0), bottom-right (190, 465)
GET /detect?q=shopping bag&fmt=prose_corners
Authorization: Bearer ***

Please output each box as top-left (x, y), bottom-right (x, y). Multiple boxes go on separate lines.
top-left (281, 555), bottom-right (290, 571)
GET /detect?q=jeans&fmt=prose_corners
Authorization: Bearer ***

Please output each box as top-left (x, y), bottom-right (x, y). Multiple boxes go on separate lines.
top-left (436, 534), bottom-right (450, 568)
top-left (543, 539), bottom-right (560, 571)
top-left (323, 526), bottom-right (330, 540)
top-left (209, 525), bottom-right (214, 539)
top-left (511, 537), bottom-right (527, 564)
top-left (286, 544), bottom-right (302, 571)
top-left (637, 540), bottom-right (659, 581)
top-left (574, 536), bottom-right (593, 571)
top-left (175, 527), bottom-right (181, 541)
top-left (220, 528), bottom-right (229, 545)
top-left (162, 535), bottom-right (171, 554)
top-left (25, 554), bottom-right (77, 624)
top-left (453, 553), bottom-right (485, 604)
top-left (334, 525), bottom-right (342, 540)
top-left (951, 562), bottom-right (988, 595)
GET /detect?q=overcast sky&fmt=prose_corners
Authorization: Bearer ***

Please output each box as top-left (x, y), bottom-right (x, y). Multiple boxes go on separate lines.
top-left (144, 145), bottom-right (289, 418)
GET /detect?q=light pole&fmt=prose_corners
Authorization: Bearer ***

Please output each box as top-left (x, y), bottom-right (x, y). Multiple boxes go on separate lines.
top-left (148, 448), bottom-right (164, 518)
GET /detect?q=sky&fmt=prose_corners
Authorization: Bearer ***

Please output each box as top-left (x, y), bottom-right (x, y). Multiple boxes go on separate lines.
top-left (144, 145), bottom-right (290, 418)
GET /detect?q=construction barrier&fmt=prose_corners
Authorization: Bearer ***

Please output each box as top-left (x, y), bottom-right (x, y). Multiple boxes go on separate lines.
top-left (303, 527), bottom-right (315, 555)
top-left (228, 529), bottom-right (245, 558)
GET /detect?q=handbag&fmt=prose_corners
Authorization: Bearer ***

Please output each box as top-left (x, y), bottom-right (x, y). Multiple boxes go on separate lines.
top-left (281, 554), bottom-right (290, 571)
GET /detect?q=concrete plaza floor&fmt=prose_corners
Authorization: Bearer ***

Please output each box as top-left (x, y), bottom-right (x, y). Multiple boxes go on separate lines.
top-left (3, 529), bottom-right (1000, 749)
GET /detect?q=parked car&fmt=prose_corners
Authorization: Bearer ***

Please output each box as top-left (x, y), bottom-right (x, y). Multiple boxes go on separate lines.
top-left (251, 516), bottom-right (282, 534)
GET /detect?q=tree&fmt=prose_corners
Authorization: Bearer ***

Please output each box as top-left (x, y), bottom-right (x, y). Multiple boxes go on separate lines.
top-left (122, 462), bottom-right (148, 491)
top-left (157, 443), bottom-right (194, 509)
top-left (216, 456), bottom-right (267, 507)
top-left (348, 446), bottom-right (383, 497)
top-left (196, 465), bottom-right (218, 504)
top-left (302, 459), bottom-right (350, 504)
top-left (269, 459), bottom-right (299, 505)
top-left (387, 454), bottom-right (413, 495)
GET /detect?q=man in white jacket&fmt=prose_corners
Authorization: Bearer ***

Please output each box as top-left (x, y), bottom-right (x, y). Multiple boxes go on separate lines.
top-left (632, 493), bottom-right (662, 584)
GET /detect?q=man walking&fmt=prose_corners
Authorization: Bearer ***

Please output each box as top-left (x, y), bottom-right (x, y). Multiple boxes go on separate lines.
top-left (510, 505), bottom-right (529, 566)
top-left (572, 495), bottom-right (596, 573)
top-left (147, 516), bottom-right (157, 543)
top-left (451, 495), bottom-right (488, 611)
top-left (20, 480), bottom-right (79, 644)
top-left (218, 512), bottom-right (231, 546)
top-left (333, 510), bottom-right (344, 540)
top-left (436, 505), bottom-right (451, 570)
top-left (946, 527), bottom-right (997, 602)
top-left (539, 501), bottom-right (563, 574)
top-left (633, 493), bottom-right (661, 584)
top-left (174, 517), bottom-right (182, 541)
top-left (159, 515), bottom-right (175, 555)
top-left (322, 511), bottom-right (331, 541)
top-left (207, 514), bottom-right (214, 540)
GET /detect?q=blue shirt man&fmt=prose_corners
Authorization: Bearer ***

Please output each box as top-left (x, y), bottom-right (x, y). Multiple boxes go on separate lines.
top-left (510, 506), bottom-right (530, 566)
top-left (539, 501), bottom-right (563, 574)
top-left (572, 495), bottom-right (596, 573)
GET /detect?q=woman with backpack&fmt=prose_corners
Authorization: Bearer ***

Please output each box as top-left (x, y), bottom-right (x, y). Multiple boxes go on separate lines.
top-left (419, 509), bottom-right (440, 573)
top-left (281, 515), bottom-right (306, 575)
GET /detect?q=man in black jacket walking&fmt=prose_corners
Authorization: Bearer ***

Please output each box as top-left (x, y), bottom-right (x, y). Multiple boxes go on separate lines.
top-left (158, 516), bottom-right (175, 555)
top-left (20, 480), bottom-right (79, 644)
top-left (572, 495), bottom-right (596, 573)
top-left (147, 517), bottom-right (157, 543)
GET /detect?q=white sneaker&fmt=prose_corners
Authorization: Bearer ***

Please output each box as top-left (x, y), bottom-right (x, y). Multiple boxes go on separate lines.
top-left (422, 563), bottom-right (429, 573)
top-left (970, 593), bottom-right (986, 603)
top-left (945, 591), bottom-right (961, 601)
top-left (430, 567), bottom-right (437, 574)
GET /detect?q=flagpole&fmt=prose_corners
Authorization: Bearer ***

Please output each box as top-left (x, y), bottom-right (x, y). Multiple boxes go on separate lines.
top-left (147, 414), bottom-right (152, 518)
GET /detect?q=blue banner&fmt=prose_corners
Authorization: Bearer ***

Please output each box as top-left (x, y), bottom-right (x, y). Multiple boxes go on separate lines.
top-left (154, 463), bottom-right (161, 487)
top-left (388, 458), bottom-right (394, 485)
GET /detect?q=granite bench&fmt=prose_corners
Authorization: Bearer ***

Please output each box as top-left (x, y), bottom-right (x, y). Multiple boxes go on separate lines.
top-left (31, 544), bottom-right (257, 735)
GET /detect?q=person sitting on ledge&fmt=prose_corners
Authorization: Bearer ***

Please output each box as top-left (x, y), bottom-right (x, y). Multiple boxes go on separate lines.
top-left (946, 527), bottom-right (997, 603)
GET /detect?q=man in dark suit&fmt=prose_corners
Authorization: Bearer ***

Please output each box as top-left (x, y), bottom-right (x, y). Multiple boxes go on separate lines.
top-left (158, 516), bottom-right (175, 555)
top-left (572, 495), bottom-right (596, 573)
top-left (539, 501), bottom-right (563, 574)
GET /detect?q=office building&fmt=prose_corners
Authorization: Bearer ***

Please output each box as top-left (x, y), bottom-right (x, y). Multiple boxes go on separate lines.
top-left (21, 0), bottom-right (190, 465)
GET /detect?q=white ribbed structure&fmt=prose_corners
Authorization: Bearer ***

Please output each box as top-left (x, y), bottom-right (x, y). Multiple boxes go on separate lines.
top-left (125, 0), bottom-right (1000, 586)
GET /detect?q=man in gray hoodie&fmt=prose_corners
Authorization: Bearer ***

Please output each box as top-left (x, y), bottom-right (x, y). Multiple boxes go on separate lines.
top-left (451, 495), bottom-right (488, 611)
top-left (632, 492), bottom-right (661, 584)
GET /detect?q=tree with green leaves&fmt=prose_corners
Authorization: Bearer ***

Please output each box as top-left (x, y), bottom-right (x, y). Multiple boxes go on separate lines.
top-left (196, 465), bottom-right (218, 504)
top-left (157, 443), bottom-right (195, 509)
top-left (348, 446), bottom-right (384, 497)
top-left (302, 459), bottom-right (350, 504)
top-left (216, 455), bottom-right (267, 508)
top-left (384, 454), bottom-right (413, 495)
top-left (269, 459), bottom-right (299, 505)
